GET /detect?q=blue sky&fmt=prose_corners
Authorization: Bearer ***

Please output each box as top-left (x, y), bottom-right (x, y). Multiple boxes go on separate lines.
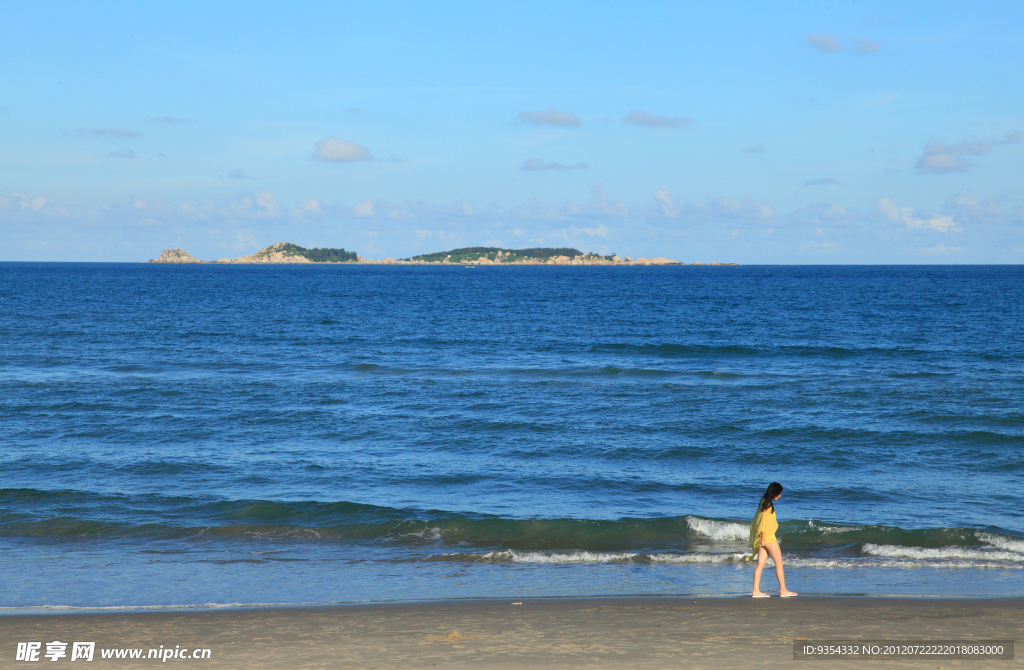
top-left (1, 1), bottom-right (1021, 262)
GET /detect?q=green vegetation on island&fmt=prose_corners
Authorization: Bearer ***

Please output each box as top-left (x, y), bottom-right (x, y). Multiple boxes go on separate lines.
top-left (406, 247), bottom-right (610, 263)
top-left (257, 243), bottom-right (359, 263)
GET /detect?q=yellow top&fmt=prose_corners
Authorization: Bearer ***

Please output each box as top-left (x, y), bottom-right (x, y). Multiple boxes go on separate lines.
top-left (749, 505), bottom-right (778, 556)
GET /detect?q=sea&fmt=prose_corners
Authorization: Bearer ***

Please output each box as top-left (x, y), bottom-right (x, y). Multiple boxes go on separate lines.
top-left (1, 263), bottom-right (1022, 610)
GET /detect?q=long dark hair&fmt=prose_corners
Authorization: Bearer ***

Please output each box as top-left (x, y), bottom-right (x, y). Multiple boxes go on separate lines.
top-left (759, 482), bottom-right (783, 514)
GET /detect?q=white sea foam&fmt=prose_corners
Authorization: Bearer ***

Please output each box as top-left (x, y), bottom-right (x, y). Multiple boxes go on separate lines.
top-left (781, 556), bottom-right (1024, 569)
top-left (862, 543), bottom-right (1024, 562)
top-left (649, 552), bottom-right (749, 564)
top-left (977, 533), bottom-right (1024, 554)
top-left (400, 526), bottom-right (443, 540)
top-left (807, 519), bottom-right (863, 535)
top-left (480, 550), bottom-right (641, 563)
top-left (477, 550), bottom-right (748, 565)
top-left (439, 549), bottom-right (1024, 570)
top-left (685, 516), bottom-right (747, 541)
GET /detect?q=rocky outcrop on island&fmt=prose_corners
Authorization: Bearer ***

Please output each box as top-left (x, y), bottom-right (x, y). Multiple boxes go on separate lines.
top-left (149, 248), bottom-right (203, 263)
top-left (215, 242), bottom-right (362, 264)
top-left (216, 242), bottom-right (310, 264)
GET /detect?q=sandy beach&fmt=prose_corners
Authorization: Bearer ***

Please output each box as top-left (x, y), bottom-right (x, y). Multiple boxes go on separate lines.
top-left (2, 597), bottom-right (1020, 669)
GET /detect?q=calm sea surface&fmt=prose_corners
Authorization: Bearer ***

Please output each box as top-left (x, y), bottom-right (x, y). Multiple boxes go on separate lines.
top-left (1, 263), bottom-right (1022, 608)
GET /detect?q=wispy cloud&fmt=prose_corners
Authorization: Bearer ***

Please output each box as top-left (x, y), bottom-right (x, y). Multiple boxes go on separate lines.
top-left (789, 202), bottom-right (851, 227)
top-left (77, 127), bottom-right (140, 137)
top-left (943, 190), bottom-right (1006, 223)
top-left (654, 189), bottom-right (677, 217)
top-left (106, 150), bottom-right (136, 159)
top-left (510, 185), bottom-right (631, 221)
top-left (311, 137), bottom-right (374, 162)
top-left (519, 159), bottom-right (588, 171)
top-left (803, 178), bottom-right (839, 186)
top-left (227, 168), bottom-right (255, 180)
top-left (346, 107), bottom-right (362, 114)
top-left (0, 190), bottom-right (47, 210)
top-left (406, 200), bottom-right (480, 218)
top-left (852, 37), bottom-right (880, 53)
top-left (652, 189), bottom-right (776, 223)
top-left (916, 244), bottom-right (965, 256)
top-left (517, 108), bottom-right (581, 127)
top-left (916, 129), bottom-right (1023, 173)
top-left (150, 116), bottom-right (195, 124)
top-left (915, 137), bottom-right (997, 173)
top-left (741, 144), bottom-right (767, 154)
top-left (568, 224), bottom-right (609, 237)
top-left (692, 196), bottom-right (777, 223)
top-left (804, 33), bottom-right (841, 52)
top-left (804, 33), bottom-right (880, 53)
top-left (875, 196), bottom-right (957, 232)
top-left (623, 110), bottom-right (692, 128)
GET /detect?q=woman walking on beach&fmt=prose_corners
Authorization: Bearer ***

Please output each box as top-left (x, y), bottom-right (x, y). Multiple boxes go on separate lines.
top-left (751, 482), bottom-right (797, 598)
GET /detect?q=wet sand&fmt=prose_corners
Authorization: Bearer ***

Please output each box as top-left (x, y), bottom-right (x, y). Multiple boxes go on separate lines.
top-left (2, 597), bottom-right (1020, 669)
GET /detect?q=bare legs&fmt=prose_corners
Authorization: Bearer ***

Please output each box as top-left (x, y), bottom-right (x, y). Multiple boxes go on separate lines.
top-left (752, 541), bottom-right (794, 596)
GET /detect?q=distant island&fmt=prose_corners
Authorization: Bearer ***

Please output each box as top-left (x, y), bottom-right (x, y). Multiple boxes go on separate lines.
top-left (149, 242), bottom-right (738, 266)
top-left (150, 243), bottom-right (358, 264)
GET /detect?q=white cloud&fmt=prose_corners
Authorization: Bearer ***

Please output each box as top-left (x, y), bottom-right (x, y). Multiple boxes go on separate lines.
top-left (353, 200), bottom-right (375, 217)
top-left (804, 33), bottom-right (880, 54)
top-left (914, 133), bottom-right (1019, 173)
top-left (234, 190), bottom-right (279, 218)
top-left (803, 33), bottom-right (841, 52)
top-left (687, 197), bottom-right (776, 223)
top-left (311, 137), bottom-right (374, 162)
top-left (519, 159), bottom-right (588, 171)
top-left (875, 196), bottom-right (957, 232)
top-left (1, 191), bottom-right (47, 210)
top-left (256, 191), bottom-right (277, 215)
top-left (654, 188), bottom-right (678, 217)
top-left (407, 200), bottom-right (480, 218)
top-left (517, 108), bottom-right (580, 127)
top-left (78, 127), bottom-right (140, 137)
top-left (915, 152), bottom-right (970, 173)
top-left (648, 191), bottom-right (777, 224)
top-left (916, 244), bottom-right (965, 255)
top-left (510, 186), bottom-right (632, 221)
top-left (623, 110), bottom-right (692, 128)
top-left (787, 202), bottom-right (852, 228)
top-left (943, 190), bottom-right (1005, 223)
top-left (569, 225), bottom-right (609, 237)
top-left (150, 116), bottom-right (195, 124)
top-left (852, 37), bottom-right (880, 53)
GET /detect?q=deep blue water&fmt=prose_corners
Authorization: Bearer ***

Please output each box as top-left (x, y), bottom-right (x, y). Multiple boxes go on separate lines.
top-left (1, 263), bottom-right (1022, 607)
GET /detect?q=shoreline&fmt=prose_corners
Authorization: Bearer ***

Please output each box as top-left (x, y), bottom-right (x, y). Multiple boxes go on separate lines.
top-left (2, 596), bottom-right (1019, 668)
top-left (5, 593), bottom-right (1024, 616)
top-left (147, 260), bottom-right (738, 266)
